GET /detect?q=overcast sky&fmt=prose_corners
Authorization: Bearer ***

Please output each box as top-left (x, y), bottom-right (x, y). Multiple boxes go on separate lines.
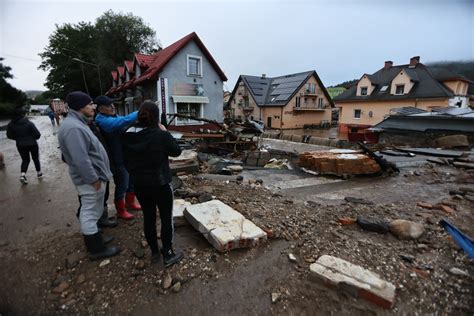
top-left (1, 0), bottom-right (473, 93)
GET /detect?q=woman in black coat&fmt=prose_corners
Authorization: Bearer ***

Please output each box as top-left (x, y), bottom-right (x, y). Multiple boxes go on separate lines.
top-left (6, 106), bottom-right (42, 184)
top-left (122, 101), bottom-right (183, 267)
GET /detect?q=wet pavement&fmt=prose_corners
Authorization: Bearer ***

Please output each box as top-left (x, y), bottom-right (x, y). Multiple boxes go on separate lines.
top-left (0, 116), bottom-right (80, 246)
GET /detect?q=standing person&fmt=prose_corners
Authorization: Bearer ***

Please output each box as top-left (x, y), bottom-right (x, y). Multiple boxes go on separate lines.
top-left (122, 101), bottom-right (183, 267)
top-left (58, 91), bottom-right (120, 260)
top-left (94, 95), bottom-right (140, 220)
top-left (6, 106), bottom-right (42, 184)
top-left (46, 104), bottom-right (56, 127)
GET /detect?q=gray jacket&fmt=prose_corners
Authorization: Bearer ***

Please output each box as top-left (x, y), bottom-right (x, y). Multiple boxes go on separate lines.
top-left (58, 110), bottom-right (112, 185)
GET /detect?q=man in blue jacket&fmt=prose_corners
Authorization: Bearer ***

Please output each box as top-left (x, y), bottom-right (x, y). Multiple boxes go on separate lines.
top-left (95, 95), bottom-right (141, 220)
top-left (58, 91), bottom-right (120, 260)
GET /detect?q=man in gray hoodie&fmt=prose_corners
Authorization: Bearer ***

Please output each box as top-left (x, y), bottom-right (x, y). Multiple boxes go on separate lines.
top-left (58, 91), bottom-right (120, 260)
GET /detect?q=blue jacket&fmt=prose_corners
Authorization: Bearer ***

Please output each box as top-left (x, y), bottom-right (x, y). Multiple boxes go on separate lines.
top-left (95, 111), bottom-right (138, 167)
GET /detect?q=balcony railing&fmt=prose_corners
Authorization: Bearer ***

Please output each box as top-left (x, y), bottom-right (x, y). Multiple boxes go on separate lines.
top-left (293, 105), bottom-right (327, 111)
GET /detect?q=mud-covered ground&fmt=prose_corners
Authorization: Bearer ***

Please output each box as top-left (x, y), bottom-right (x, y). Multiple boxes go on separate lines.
top-left (0, 116), bottom-right (473, 315)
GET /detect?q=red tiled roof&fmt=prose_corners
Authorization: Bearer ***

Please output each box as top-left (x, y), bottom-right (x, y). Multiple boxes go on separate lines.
top-left (135, 53), bottom-right (158, 69)
top-left (124, 60), bottom-right (134, 74)
top-left (111, 71), bottom-right (118, 82)
top-left (117, 66), bottom-right (125, 78)
top-left (135, 32), bottom-right (227, 85)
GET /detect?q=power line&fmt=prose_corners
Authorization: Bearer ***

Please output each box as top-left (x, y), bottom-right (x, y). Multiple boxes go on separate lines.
top-left (1, 53), bottom-right (41, 62)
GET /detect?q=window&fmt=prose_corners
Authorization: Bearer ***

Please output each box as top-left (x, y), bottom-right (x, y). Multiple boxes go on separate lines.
top-left (305, 83), bottom-right (316, 94)
top-left (354, 109), bottom-right (361, 119)
top-left (318, 98), bottom-right (324, 108)
top-left (380, 85), bottom-right (388, 92)
top-left (187, 55), bottom-right (202, 76)
top-left (176, 103), bottom-right (202, 125)
top-left (295, 97), bottom-right (301, 107)
top-left (360, 87), bottom-right (368, 95)
top-left (395, 84), bottom-right (405, 95)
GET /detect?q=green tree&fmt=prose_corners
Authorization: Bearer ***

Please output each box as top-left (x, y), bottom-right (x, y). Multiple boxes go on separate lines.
top-left (39, 10), bottom-right (159, 99)
top-left (0, 58), bottom-right (28, 117)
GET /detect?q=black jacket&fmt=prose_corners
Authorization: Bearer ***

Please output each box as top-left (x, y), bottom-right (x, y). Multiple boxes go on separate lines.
top-left (122, 126), bottom-right (182, 187)
top-left (6, 116), bottom-right (41, 147)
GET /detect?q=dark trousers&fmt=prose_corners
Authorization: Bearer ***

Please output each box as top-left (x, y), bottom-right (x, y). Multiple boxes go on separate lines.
top-left (135, 183), bottom-right (174, 254)
top-left (17, 144), bottom-right (40, 173)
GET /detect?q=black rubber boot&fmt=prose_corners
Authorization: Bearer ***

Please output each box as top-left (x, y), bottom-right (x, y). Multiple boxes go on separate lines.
top-left (161, 248), bottom-right (183, 268)
top-left (97, 206), bottom-right (118, 228)
top-left (83, 232), bottom-right (121, 261)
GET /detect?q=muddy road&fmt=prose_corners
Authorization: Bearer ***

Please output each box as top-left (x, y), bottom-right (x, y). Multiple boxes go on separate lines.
top-left (0, 116), bottom-right (473, 315)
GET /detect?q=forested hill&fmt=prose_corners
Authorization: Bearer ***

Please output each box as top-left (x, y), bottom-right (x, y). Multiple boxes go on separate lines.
top-left (426, 61), bottom-right (474, 81)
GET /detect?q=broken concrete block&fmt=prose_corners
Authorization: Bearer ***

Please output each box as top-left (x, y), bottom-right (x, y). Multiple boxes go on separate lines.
top-left (184, 200), bottom-right (267, 252)
top-left (170, 150), bottom-right (199, 175)
top-left (310, 255), bottom-right (396, 309)
top-left (173, 199), bottom-right (191, 226)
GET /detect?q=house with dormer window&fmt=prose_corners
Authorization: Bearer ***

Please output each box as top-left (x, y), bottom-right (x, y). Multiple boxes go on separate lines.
top-left (227, 71), bottom-right (334, 129)
top-left (105, 32), bottom-right (227, 132)
top-left (334, 56), bottom-right (472, 134)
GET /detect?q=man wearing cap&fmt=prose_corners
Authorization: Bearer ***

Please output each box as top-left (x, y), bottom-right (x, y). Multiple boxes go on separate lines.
top-left (94, 95), bottom-right (140, 220)
top-left (58, 91), bottom-right (120, 260)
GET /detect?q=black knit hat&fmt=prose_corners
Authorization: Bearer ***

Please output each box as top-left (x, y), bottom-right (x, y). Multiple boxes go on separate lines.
top-left (66, 91), bottom-right (92, 111)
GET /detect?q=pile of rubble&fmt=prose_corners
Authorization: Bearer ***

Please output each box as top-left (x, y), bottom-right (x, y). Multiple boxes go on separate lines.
top-left (299, 149), bottom-right (381, 176)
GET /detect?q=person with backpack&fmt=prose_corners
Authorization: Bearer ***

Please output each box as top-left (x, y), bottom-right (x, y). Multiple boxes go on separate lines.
top-left (6, 106), bottom-right (42, 184)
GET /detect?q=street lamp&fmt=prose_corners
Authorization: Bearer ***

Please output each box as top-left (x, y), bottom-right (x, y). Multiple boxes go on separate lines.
top-left (72, 58), bottom-right (103, 95)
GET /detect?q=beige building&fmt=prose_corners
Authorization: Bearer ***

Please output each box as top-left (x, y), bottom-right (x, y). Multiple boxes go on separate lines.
top-left (334, 56), bottom-right (471, 133)
top-left (228, 71), bottom-right (334, 129)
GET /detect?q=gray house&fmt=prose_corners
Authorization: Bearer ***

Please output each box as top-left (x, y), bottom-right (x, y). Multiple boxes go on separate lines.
top-left (107, 32), bottom-right (227, 132)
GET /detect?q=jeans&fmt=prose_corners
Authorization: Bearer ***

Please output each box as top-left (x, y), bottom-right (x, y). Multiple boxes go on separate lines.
top-left (135, 183), bottom-right (174, 254)
top-left (76, 181), bottom-right (106, 235)
top-left (112, 164), bottom-right (134, 201)
top-left (17, 144), bottom-right (41, 173)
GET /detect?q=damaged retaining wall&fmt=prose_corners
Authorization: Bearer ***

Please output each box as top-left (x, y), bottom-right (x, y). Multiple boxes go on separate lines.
top-left (378, 130), bottom-right (474, 148)
top-left (261, 131), bottom-right (355, 149)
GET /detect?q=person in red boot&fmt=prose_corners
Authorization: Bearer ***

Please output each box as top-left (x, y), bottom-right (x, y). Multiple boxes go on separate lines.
top-left (95, 95), bottom-right (140, 220)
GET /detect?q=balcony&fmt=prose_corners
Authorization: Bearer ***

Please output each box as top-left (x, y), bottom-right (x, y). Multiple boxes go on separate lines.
top-left (293, 105), bottom-right (326, 111)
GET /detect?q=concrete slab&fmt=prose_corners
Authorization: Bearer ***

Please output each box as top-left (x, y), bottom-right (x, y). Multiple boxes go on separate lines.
top-left (184, 200), bottom-right (267, 252)
top-left (173, 199), bottom-right (192, 226)
top-left (310, 255), bottom-right (396, 309)
top-left (170, 150), bottom-right (200, 174)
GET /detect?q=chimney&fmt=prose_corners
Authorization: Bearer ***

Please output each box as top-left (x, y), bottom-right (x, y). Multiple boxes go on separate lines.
top-left (261, 74), bottom-right (266, 79)
top-left (384, 61), bottom-right (393, 70)
top-left (410, 56), bottom-right (420, 66)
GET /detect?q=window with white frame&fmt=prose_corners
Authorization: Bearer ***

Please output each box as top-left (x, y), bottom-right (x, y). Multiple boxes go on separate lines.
top-left (360, 87), bottom-right (368, 95)
top-left (395, 84), bottom-right (405, 95)
top-left (354, 109), bottom-right (361, 119)
top-left (176, 103), bottom-right (202, 125)
top-left (187, 55), bottom-right (202, 76)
